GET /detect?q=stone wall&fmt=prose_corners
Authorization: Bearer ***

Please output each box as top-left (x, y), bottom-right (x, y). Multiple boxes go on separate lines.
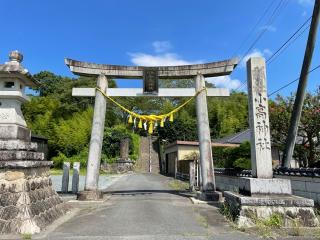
top-left (0, 166), bottom-right (69, 234)
top-left (215, 174), bottom-right (320, 205)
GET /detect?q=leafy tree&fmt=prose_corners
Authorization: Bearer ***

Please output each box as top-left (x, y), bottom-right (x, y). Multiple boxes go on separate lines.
top-left (224, 141), bottom-right (251, 170)
top-left (102, 124), bottom-right (140, 162)
top-left (269, 89), bottom-right (320, 167)
top-left (23, 71), bottom-right (120, 162)
top-left (157, 109), bottom-right (198, 142)
top-left (208, 92), bottom-right (249, 138)
top-left (51, 107), bottom-right (93, 156)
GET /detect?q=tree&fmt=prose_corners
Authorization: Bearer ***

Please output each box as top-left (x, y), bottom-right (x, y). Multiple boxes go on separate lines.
top-left (22, 71), bottom-right (120, 161)
top-left (208, 92), bottom-right (249, 138)
top-left (269, 88), bottom-right (320, 167)
top-left (102, 124), bottom-right (140, 162)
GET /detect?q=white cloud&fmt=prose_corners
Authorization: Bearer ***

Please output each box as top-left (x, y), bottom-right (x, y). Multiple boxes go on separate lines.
top-left (206, 76), bottom-right (241, 90)
top-left (297, 0), bottom-right (314, 6)
top-left (240, 48), bottom-right (272, 67)
top-left (259, 25), bottom-right (277, 32)
top-left (129, 42), bottom-right (241, 90)
top-left (263, 49), bottom-right (272, 56)
top-left (152, 41), bottom-right (172, 53)
top-left (129, 52), bottom-right (202, 66)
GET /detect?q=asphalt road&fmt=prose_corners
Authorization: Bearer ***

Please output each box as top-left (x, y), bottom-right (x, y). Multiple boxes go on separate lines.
top-left (34, 173), bottom-right (316, 240)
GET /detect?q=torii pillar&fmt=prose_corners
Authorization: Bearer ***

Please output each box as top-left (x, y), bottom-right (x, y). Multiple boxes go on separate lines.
top-left (65, 58), bottom-right (238, 201)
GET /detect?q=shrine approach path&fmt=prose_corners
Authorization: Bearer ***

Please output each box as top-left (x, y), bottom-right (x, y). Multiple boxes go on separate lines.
top-left (44, 173), bottom-right (258, 240)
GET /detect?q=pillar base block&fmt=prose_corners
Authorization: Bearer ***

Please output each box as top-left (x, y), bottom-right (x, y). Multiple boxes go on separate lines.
top-left (77, 190), bottom-right (103, 201)
top-left (196, 191), bottom-right (223, 202)
top-left (224, 191), bottom-right (319, 228)
top-left (239, 177), bottom-right (292, 196)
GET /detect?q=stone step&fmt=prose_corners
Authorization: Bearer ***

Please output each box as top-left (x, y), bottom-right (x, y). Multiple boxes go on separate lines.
top-left (0, 150), bottom-right (44, 161)
top-left (137, 136), bottom-right (160, 173)
top-left (0, 140), bottom-right (38, 151)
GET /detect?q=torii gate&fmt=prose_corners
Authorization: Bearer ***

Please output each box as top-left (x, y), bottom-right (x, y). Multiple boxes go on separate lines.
top-left (65, 58), bottom-right (238, 201)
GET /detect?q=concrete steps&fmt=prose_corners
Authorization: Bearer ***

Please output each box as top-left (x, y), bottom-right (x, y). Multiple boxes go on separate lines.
top-left (136, 136), bottom-right (160, 173)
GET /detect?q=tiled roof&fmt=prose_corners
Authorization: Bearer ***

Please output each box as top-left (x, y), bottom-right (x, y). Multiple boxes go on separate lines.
top-left (213, 129), bottom-right (251, 144)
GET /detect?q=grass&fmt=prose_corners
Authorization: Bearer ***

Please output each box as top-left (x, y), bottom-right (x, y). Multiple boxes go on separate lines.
top-left (21, 234), bottom-right (32, 240)
top-left (219, 206), bottom-right (286, 238)
top-left (220, 202), bottom-right (234, 221)
top-left (196, 215), bottom-right (208, 228)
top-left (168, 179), bottom-right (189, 191)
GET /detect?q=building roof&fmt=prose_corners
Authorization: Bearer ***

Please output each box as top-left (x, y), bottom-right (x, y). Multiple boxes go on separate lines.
top-left (165, 140), bottom-right (239, 150)
top-left (213, 129), bottom-right (251, 144)
top-left (213, 128), bottom-right (309, 145)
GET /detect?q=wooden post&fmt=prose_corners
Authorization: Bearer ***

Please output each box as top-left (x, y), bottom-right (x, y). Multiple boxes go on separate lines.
top-left (149, 135), bottom-right (152, 173)
top-left (189, 161), bottom-right (195, 192)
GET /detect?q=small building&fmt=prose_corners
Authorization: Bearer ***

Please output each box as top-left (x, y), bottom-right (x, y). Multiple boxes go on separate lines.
top-left (163, 128), bottom-right (301, 179)
top-left (163, 140), bottom-right (239, 177)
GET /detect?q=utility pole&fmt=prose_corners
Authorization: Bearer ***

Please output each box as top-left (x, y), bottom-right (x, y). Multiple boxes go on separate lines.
top-left (282, 0), bottom-right (320, 168)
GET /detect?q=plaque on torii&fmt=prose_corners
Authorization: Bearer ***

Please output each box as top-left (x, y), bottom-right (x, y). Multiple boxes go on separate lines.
top-left (65, 58), bottom-right (238, 201)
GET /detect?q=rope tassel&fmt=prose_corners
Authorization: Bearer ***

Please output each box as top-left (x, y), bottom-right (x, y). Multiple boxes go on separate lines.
top-left (95, 87), bottom-right (207, 131)
top-left (169, 113), bottom-right (174, 122)
top-left (160, 118), bottom-right (164, 127)
top-left (148, 122), bottom-right (154, 134)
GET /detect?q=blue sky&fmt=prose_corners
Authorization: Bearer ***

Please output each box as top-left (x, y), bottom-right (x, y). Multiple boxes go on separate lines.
top-left (0, 0), bottom-right (319, 97)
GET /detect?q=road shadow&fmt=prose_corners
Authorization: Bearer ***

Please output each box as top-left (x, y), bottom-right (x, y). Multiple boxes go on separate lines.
top-left (102, 189), bottom-right (195, 198)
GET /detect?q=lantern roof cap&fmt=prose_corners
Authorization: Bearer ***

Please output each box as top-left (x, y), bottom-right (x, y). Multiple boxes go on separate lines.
top-left (0, 51), bottom-right (38, 87)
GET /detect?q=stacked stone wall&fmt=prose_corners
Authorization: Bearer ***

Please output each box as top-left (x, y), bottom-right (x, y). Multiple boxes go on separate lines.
top-left (0, 166), bottom-right (69, 234)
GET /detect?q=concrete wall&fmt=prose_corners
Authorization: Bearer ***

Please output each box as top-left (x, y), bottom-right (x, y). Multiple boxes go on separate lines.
top-left (215, 174), bottom-right (320, 205)
top-left (215, 175), bottom-right (240, 193)
top-left (178, 145), bottom-right (199, 160)
top-left (276, 175), bottom-right (320, 204)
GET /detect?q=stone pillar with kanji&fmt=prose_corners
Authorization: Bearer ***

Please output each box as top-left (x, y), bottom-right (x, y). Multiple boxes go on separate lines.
top-left (247, 57), bottom-right (273, 179)
top-left (223, 57), bottom-right (319, 228)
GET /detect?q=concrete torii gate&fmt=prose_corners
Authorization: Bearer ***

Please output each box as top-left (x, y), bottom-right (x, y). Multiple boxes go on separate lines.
top-left (65, 58), bottom-right (238, 200)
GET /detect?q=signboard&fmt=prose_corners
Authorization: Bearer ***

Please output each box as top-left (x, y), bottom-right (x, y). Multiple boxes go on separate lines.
top-left (143, 67), bottom-right (158, 94)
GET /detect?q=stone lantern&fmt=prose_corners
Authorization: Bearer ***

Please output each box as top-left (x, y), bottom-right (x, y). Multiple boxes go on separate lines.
top-left (0, 51), bottom-right (69, 235)
top-left (0, 50), bottom-right (35, 140)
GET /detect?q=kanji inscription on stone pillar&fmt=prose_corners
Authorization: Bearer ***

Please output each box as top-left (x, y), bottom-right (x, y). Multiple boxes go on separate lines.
top-left (247, 57), bottom-right (273, 178)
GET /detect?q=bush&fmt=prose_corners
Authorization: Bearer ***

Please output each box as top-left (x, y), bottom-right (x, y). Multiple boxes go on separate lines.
top-left (233, 157), bottom-right (251, 170)
top-left (212, 141), bottom-right (251, 170)
top-left (52, 148), bottom-right (89, 169)
top-left (68, 148), bottom-right (89, 167)
top-left (51, 152), bottom-right (68, 168)
top-left (102, 124), bottom-right (140, 162)
top-left (212, 146), bottom-right (229, 168)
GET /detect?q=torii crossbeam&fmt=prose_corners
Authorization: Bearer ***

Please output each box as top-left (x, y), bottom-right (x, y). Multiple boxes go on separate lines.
top-left (65, 58), bottom-right (238, 201)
